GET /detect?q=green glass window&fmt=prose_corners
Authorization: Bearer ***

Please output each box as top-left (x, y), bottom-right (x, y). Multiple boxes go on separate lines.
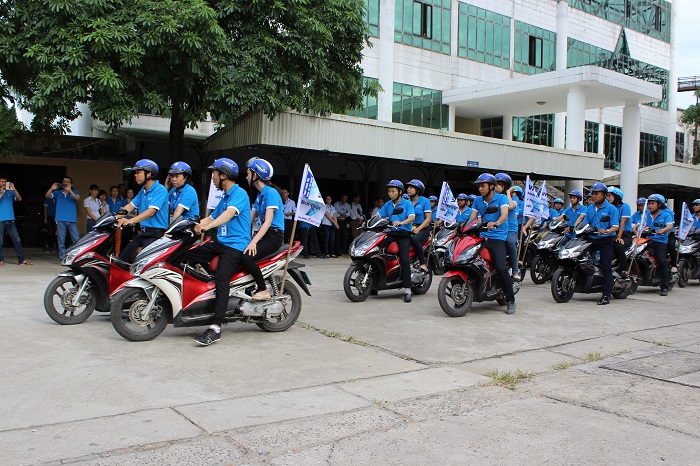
top-left (604, 124), bottom-right (623, 170)
top-left (347, 77), bottom-right (379, 120)
top-left (569, 0), bottom-right (671, 43)
top-left (514, 22), bottom-right (556, 75)
top-left (364, 0), bottom-right (380, 38)
top-left (395, 0), bottom-right (451, 55)
top-left (457, 4), bottom-right (511, 69)
top-left (513, 114), bottom-right (554, 147)
top-left (639, 132), bottom-right (666, 167)
top-left (585, 121), bottom-right (600, 153)
top-left (675, 132), bottom-right (685, 163)
top-left (392, 82), bottom-right (448, 130)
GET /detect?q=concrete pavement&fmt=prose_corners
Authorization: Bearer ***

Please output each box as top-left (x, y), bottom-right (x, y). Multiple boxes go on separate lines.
top-left (1, 250), bottom-right (700, 465)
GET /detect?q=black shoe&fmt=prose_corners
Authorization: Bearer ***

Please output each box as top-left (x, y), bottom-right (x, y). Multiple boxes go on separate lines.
top-left (660, 289), bottom-right (668, 296)
top-left (404, 292), bottom-right (412, 303)
top-left (506, 302), bottom-right (516, 315)
top-left (597, 296), bottom-right (610, 305)
top-left (195, 328), bottom-right (220, 346)
top-left (370, 289), bottom-right (378, 296)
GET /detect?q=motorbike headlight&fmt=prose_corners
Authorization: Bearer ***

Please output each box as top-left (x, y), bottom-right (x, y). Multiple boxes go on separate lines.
top-left (349, 233), bottom-right (381, 256)
top-left (559, 245), bottom-right (584, 259)
top-left (61, 239), bottom-right (100, 265)
top-left (455, 245), bottom-right (479, 265)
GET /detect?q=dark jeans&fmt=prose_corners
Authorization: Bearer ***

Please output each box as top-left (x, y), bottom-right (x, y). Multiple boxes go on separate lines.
top-left (506, 231), bottom-right (519, 275)
top-left (0, 220), bottom-right (25, 264)
top-left (336, 219), bottom-right (349, 254)
top-left (667, 232), bottom-right (677, 266)
top-left (613, 232), bottom-right (633, 270)
top-left (592, 237), bottom-right (614, 297)
top-left (300, 226), bottom-right (321, 257)
top-left (321, 224), bottom-right (337, 256)
top-left (410, 228), bottom-right (430, 266)
top-left (386, 230), bottom-right (412, 289)
top-left (648, 241), bottom-right (669, 290)
top-left (485, 239), bottom-right (515, 302)
top-left (87, 218), bottom-right (96, 232)
top-left (243, 228), bottom-right (283, 291)
top-left (44, 216), bottom-right (56, 249)
top-left (119, 229), bottom-right (164, 263)
top-left (185, 242), bottom-right (243, 327)
top-left (284, 219), bottom-right (294, 243)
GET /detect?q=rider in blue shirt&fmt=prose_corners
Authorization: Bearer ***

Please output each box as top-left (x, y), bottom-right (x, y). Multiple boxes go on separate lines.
top-left (166, 162), bottom-right (200, 221)
top-left (429, 196), bottom-right (438, 223)
top-left (607, 187), bottom-right (632, 275)
top-left (406, 179), bottom-right (432, 272)
top-left (117, 159), bottom-right (169, 262)
top-left (575, 183), bottom-right (619, 305)
top-left (495, 173), bottom-right (521, 281)
top-left (642, 194), bottom-right (674, 296)
top-left (468, 173), bottom-right (516, 314)
top-left (556, 190), bottom-right (586, 240)
top-left (455, 193), bottom-right (473, 223)
top-left (693, 199), bottom-right (700, 229)
top-left (630, 197), bottom-right (646, 228)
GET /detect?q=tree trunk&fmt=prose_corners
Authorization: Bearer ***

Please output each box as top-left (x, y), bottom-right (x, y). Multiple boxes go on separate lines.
top-left (169, 102), bottom-right (187, 164)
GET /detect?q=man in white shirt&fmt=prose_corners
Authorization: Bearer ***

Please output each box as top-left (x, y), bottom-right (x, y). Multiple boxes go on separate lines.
top-left (349, 193), bottom-right (364, 240)
top-left (281, 188), bottom-right (296, 243)
top-left (83, 184), bottom-right (101, 231)
top-left (334, 194), bottom-right (351, 255)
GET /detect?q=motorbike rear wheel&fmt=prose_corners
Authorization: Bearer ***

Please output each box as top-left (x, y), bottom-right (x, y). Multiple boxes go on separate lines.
top-left (529, 255), bottom-right (551, 285)
top-left (44, 276), bottom-right (98, 325)
top-left (412, 265), bottom-right (433, 295)
top-left (437, 276), bottom-right (473, 317)
top-left (677, 260), bottom-right (689, 288)
top-left (343, 263), bottom-right (373, 302)
top-left (257, 281), bottom-right (302, 332)
top-left (551, 267), bottom-right (576, 303)
top-left (612, 279), bottom-right (633, 299)
top-left (111, 288), bottom-right (169, 341)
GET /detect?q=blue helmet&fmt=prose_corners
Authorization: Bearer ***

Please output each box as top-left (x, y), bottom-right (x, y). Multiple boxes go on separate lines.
top-left (494, 173), bottom-right (513, 188)
top-left (467, 194), bottom-right (477, 201)
top-left (456, 193), bottom-right (468, 200)
top-left (386, 179), bottom-right (404, 191)
top-left (647, 194), bottom-right (666, 206)
top-left (131, 158), bottom-right (159, 176)
top-left (429, 195), bottom-right (438, 202)
top-left (553, 198), bottom-right (564, 205)
top-left (590, 182), bottom-right (607, 194)
top-left (402, 193), bottom-right (410, 200)
top-left (474, 173), bottom-right (496, 186)
top-left (168, 161), bottom-right (192, 176)
top-left (692, 198), bottom-right (700, 205)
top-left (406, 179), bottom-right (426, 194)
top-left (636, 197), bottom-right (646, 205)
top-left (513, 186), bottom-right (524, 196)
top-left (246, 157), bottom-right (274, 181)
top-left (568, 190), bottom-right (583, 199)
top-left (608, 187), bottom-right (624, 200)
top-left (208, 158), bottom-right (239, 178)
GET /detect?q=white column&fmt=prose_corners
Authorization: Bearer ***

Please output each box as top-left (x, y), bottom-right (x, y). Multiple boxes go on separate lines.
top-left (553, 1), bottom-right (568, 154)
top-left (448, 105), bottom-right (456, 132)
top-left (69, 102), bottom-right (93, 137)
top-left (554, 114), bottom-right (566, 149)
top-left (666, 0), bottom-right (679, 162)
top-left (377, 0), bottom-right (395, 123)
top-left (450, 0), bottom-right (459, 57)
top-left (620, 102), bottom-right (641, 205)
top-left (598, 122), bottom-right (605, 154)
top-left (502, 114), bottom-right (513, 141)
top-left (564, 85), bottom-right (585, 195)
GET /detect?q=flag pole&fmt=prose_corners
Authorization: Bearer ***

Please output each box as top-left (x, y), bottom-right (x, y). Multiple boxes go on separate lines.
top-left (279, 220), bottom-right (298, 295)
top-left (424, 220), bottom-right (439, 270)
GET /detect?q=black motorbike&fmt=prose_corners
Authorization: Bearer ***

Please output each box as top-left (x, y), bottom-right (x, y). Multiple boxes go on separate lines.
top-left (428, 222), bottom-right (458, 275)
top-left (529, 218), bottom-right (569, 284)
top-left (678, 227), bottom-right (700, 287)
top-left (550, 221), bottom-right (633, 303)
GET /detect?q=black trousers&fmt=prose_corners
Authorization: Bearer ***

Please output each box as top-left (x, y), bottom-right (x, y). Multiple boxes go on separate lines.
top-left (299, 226), bottom-right (321, 257)
top-left (185, 242), bottom-right (243, 326)
top-left (485, 239), bottom-right (515, 303)
top-left (336, 219), bottom-right (349, 254)
top-left (648, 241), bottom-right (669, 290)
top-left (667, 232), bottom-right (677, 266)
top-left (243, 228), bottom-right (284, 291)
top-left (613, 232), bottom-right (633, 270)
top-left (410, 228), bottom-right (430, 265)
top-left (386, 230), bottom-right (412, 289)
top-left (119, 229), bottom-right (164, 262)
top-left (592, 237), bottom-right (614, 297)
top-left (283, 219), bottom-right (294, 243)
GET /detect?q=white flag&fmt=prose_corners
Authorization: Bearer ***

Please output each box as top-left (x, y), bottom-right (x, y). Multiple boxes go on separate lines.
top-left (436, 181), bottom-right (459, 222)
top-left (679, 202), bottom-right (694, 240)
top-left (206, 179), bottom-right (224, 210)
top-left (295, 164), bottom-right (326, 227)
top-left (522, 176), bottom-right (541, 219)
top-left (538, 181), bottom-right (549, 220)
top-left (635, 199), bottom-right (649, 241)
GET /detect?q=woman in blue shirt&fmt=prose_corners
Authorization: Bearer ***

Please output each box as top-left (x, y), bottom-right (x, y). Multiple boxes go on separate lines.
top-left (607, 187), bottom-right (632, 274)
top-left (244, 158), bottom-right (285, 301)
top-left (693, 199), bottom-right (700, 229)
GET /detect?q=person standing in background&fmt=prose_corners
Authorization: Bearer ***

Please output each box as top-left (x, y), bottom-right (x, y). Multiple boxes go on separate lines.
top-left (106, 185), bottom-right (127, 215)
top-left (0, 175), bottom-right (32, 266)
top-left (84, 184), bottom-right (101, 231)
top-left (334, 194), bottom-right (351, 255)
top-left (46, 177), bottom-right (80, 260)
top-left (349, 193), bottom-right (364, 240)
top-left (43, 195), bottom-right (57, 251)
top-left (281, 188), bottom-right (296, 243)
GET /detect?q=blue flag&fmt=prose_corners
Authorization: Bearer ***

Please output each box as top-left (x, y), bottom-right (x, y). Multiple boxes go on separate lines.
top-left (295, 164), bottom-right (326, 227)
top-left (436, 181), bottom-right (459, 222)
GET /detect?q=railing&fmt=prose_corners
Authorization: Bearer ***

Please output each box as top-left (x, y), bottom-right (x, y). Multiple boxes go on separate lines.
top-left (678, 76), bottom-right (700, 92)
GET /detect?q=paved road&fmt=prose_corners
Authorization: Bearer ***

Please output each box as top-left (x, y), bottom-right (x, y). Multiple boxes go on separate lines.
top-left (2, 251), bottom-right (700, 465)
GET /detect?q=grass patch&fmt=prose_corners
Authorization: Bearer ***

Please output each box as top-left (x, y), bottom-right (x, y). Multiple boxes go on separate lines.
top-left (343, 336), bottom-right (368, 346)
top-left (585, 351), bottom-right (603, 362)
top-left (652, 340), bottom-right (669, 347)
top-left (553, 360), bottom-right (580, 370)
top-left (484, 369), bottom-right (534, 390)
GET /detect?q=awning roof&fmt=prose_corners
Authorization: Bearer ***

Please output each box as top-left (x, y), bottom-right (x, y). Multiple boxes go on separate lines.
top-left (443, 66), bottom-right (664, 119)
top-left (604, 162), bottom-right (700, 191)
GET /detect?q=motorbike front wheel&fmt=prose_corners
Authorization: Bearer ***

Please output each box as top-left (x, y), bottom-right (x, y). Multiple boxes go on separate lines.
top-left (529, 255), bottom-right (551, 285)
top-left (343, 263), bottom-right (373, 302)
top-left (437, 276), bottom-right (473, 317)
top-left (257, 281), bottom-right (302, 332)
top-left (677, 260), bottom-right (689, 288)
top-left (551, 268), bottom-right (576, 303)
top-left (44, 276), bottom-right (98, 325)
top-left (432, 252), bottom-right (446, 275)
top-left (111, 288), bottom-right (169, 341)
top-left (612, 279), bottom-right (633, 299)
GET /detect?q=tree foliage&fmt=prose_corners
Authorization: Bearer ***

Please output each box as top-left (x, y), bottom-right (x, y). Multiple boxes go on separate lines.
top-left (0, 0), bottom-right (371, 160)
top-left (680, 90), bottom-right (700, 165)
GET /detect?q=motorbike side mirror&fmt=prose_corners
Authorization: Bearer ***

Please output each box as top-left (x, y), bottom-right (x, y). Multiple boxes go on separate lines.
top-left (391, 207), bottom-right (404, 215)
top-left (484, 206), bottom-right (498, 214)
top-left (600, 215), bottom-right (610, 222)
top-left (193, 215), bottom-right (201, 223)
top-left (116, 209), bottom-right (128, 216)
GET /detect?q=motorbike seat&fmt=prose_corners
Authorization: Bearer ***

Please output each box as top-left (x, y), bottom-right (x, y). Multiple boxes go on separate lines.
top-left (386, 241), bottom-right (423, 255)
top-left (207, 244), bottom-right (291, 273)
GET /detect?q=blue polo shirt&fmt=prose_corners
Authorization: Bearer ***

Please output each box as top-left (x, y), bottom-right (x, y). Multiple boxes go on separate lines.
top-left (0, 190), bottom-right (16, 221)
top-left (582, 200), bottom-right (619, 240)
top-left (210, 183), bottom-right (251, 251)
top-left (616, 203), bottom-right (633, 233)
top-left (51, 189), bottom-right (80, 223)
top-left (505, 197), bottom-right (518, 233)
top-left (630, 210), bottom-right (643, 227)
top-left (378, 198), bottom-right (415, 232)
top-left (106, 196), bottom-right (127, 215)
top-left (562, 204), bottom-right (585, 228)
top-left (644, 209), bottom-right (674, 244)
top-left (473, 193), bottom-right (508, 241)
top-left (130, 181), bottom-right (168, 229)
top-left (455, 206), bottom-right (473, 223)
top-left (515, 198), bottom-right (524, 225)
top-left (431, 206), bottom-right (437, 221)
top-left (412, 196), bottom-right (432, 226)
top-left (252, 185), bottom-right (284, 232)
top-left (43, 197), bottom-right (57, 217)
top-left (694, 214), bottom-right (700, 230)
top-left (168, 184), bottom-right (200, 220)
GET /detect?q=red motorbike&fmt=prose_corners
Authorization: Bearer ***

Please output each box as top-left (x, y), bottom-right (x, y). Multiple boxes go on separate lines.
top-left (44, 213), bottom-right (132, 324)
top-left (343, 212), bottom-right (433, 302)
top-left (110, 217), bottom-right (311, 341)
top-left (437, 216), bottom-right (520, 317)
